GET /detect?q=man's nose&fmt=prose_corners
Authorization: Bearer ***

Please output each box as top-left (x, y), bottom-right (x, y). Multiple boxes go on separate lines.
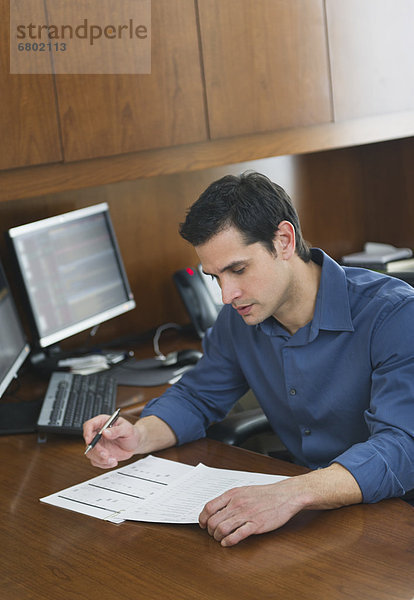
top-left (221, 281), bottom-right (242, 305)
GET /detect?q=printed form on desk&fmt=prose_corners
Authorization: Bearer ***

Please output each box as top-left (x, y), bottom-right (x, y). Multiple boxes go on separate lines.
top-left (40, 455), bottom-right (288, 524)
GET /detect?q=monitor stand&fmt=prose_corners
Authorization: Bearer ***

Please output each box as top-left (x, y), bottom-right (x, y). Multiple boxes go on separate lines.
top-left (30, 345), bottom-right (79, 374)
top-left (0, 398), bottom-right (43, 435)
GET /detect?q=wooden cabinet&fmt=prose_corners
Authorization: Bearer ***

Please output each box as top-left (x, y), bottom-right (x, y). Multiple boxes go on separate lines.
top-left (2, 0), bottom-right (414, 192)
top-left (326, 0), bottom-right (414, 121)
top-left (51, 0), bottom-right (208, 162)
top-left (197, 0), bottom-right (332, 139)
top-left (0, 0), bottom-right (62, 170)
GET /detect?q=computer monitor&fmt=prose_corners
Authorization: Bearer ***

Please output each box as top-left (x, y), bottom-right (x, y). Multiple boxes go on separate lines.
top-left (0, 259), bottom-right (38, 435)
top-left (8, 203), bottom-right (135, 351)
top-left (0, 260), bottom-right (30, 398)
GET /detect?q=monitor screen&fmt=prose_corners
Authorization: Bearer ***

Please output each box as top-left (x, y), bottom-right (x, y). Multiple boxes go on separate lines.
top-left (0, 260), bottom-right (30, 398)
top-left (8, 203), bottom-right (136, 348)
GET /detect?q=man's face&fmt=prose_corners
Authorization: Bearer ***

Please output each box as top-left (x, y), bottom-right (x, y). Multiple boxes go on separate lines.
top-left (195, 226), bottom-right (294, 326)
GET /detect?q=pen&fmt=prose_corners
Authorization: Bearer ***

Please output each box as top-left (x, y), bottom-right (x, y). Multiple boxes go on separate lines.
top-left (84, 408), bottom-right (121, 455)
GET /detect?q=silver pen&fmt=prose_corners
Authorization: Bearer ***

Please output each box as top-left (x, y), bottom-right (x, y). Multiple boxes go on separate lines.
top-left (84, 408), bottom-right (121, 455)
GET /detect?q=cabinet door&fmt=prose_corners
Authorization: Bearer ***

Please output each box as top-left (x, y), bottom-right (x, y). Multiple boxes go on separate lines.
top-left (198, 0), bottom-right (332, 139)
top-left (51, 0), bottom-right (208, 162)
top-left (326, 0), bottom-right (414, 121)
top-left (0, 0), bottom-right (62, 170)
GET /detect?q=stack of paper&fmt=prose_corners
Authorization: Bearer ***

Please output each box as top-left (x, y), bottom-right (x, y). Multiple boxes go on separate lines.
top-left (341, 242), bottom-right (413, 270)
top-left (40, 455), bottom-right (288, 524)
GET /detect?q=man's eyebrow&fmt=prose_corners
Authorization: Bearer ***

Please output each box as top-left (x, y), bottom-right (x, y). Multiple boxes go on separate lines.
top-left (202, 260), bottom-right (248, 277)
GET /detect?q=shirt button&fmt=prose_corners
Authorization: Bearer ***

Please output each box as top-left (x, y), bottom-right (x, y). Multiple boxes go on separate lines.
top-left (289, 388), bottom-right (296, 396)
top-left (304, 428), bottom-right (311, 436)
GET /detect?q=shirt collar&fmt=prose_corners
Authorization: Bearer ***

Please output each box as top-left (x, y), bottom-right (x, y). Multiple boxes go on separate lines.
top-left (309, 248), bottom-right (354, 339)
top-left (257, 248), bottom-right (354, 340)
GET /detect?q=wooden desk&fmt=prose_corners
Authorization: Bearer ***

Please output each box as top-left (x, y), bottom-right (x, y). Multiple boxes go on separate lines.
top-left (1, 433), bottom-right (413, 600)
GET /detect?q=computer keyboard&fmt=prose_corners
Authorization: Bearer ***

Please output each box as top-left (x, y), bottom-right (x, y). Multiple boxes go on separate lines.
top-left (37, 371), bottom-right (117, 435)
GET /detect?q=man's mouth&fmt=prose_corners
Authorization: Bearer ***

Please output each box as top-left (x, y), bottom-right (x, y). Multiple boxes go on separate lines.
top-left (234, 304), bottom-right (253, 316)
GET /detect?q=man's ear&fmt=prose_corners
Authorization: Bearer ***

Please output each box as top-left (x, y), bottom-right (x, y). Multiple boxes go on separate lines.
top-left (273, 221), bottom-right (296, 259)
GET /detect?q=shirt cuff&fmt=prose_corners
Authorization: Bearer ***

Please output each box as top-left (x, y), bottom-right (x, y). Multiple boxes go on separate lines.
top-left (331, 442), bottom-right (406, 503)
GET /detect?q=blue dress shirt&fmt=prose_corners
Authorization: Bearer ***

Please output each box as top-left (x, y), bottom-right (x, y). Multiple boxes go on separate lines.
top-left (142, 249), bottom-right (414, 503)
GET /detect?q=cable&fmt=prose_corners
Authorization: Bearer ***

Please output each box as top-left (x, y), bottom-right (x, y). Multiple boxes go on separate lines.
top-left (152, 322), bottom-right (182, 359)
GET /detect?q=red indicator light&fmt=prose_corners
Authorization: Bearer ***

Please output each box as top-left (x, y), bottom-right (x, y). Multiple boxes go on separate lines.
top-left (186, 267), bottom-right (195, 276)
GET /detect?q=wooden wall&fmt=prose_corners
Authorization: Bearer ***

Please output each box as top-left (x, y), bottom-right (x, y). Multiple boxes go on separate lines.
top-left (1, 135), bottom-right (413, 347)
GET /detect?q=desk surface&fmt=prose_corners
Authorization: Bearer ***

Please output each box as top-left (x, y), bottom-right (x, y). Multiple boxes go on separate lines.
top-left (1, 433), bottom-right (413, 600)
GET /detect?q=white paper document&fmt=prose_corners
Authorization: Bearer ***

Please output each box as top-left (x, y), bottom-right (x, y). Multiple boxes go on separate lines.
top-left (40, 456), bottom-right (288, 524)
top-left (40, 455), bottom-right (193, 521)
top-left (113, 463), bottom-right (288, 524)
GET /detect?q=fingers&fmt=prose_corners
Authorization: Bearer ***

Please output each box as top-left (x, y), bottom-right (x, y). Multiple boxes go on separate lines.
top-left (207, 512), bottom-right (253, 546)
top-left (87, 448), bottom-right (118, 469)
top-left (199, 492), bottom-right (230, 529)
top-left (199, 484), bottom-right (291, 547)
top-left (201, 506), bottom-right (256, 547)
top-left (199, 491), bottom-right (251, 546)
top-left (83, 415), bottom-right (137, 469)
top-left (218, 522), bottom-right (256, 548)
top-left (83, 414), bottom-right (112, 445)
top-left (83, 415), bottom-right (129, 446)
top-left (199, 489), bottom-right (251, 546)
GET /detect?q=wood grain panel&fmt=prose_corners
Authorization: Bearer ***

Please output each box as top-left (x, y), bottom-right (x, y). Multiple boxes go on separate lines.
top-left (294, 147), bottom-right (367, 259)
top-left (198, 0), bottom-right (332, 139)
top-left (51, 0), bottom-right (208, 161)
top-left (400, 136), bottom-right (414, 246)
top-left (2, 110), bottom-right (414, 204)
top-left (326, 0), bottom-right (414, 121)
top-left (0, 0), bottom-right (62, 170)
top-left (358, 138), bottom-right (414, 249)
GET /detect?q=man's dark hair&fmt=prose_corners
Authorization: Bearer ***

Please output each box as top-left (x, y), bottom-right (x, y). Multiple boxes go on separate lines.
top-left (179, 171), bottom-right (311, 262)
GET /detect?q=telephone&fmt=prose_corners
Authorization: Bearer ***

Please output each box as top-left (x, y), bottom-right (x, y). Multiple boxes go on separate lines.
top-left (173, 265), bottom-right (223, 337)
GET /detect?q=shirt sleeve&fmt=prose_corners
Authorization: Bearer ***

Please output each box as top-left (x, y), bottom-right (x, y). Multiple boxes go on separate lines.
top-left (332, 297), bottom-right (414, 502)
top-left (141, 306), bottom-right (249, 445)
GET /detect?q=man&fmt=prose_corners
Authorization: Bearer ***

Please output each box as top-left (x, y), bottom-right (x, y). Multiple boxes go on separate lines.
top-left (84, 171), bottom-right (414, 547)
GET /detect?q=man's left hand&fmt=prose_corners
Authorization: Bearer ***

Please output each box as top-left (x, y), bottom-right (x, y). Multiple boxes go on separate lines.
top-left (198, 479), bottom-right (305, 547)
top-left (198, 464), bottom-right (362, 547)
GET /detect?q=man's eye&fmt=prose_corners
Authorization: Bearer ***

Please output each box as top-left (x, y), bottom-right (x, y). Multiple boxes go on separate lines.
top-left (233, 268), bottom-right (245, 275)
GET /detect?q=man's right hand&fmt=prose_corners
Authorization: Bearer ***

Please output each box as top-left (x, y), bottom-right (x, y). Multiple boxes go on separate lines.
top-left (83, 413), bottom-right (178, 469)
top-left (83, 415), bottom-right (140, 469)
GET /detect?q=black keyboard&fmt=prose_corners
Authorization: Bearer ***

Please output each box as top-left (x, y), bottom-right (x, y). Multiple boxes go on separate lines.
top-left (37, 371), bottom-right (117, 435)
